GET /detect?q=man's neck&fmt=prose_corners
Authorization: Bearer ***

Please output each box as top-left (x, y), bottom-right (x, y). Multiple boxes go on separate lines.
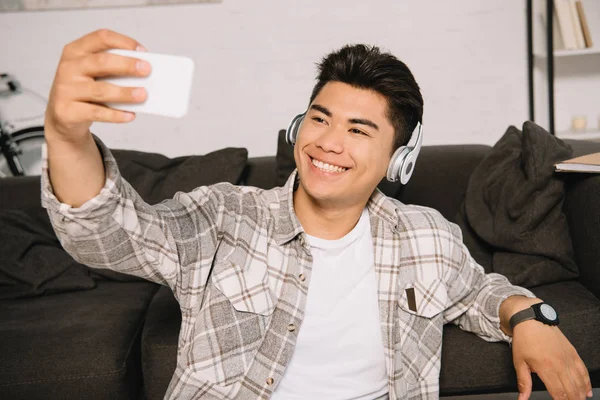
top-left (293, 186), bottom-right (369, 240)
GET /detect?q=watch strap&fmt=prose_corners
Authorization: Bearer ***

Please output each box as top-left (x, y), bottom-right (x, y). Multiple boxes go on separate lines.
top-left (509, 307), bottom-right (537, 330)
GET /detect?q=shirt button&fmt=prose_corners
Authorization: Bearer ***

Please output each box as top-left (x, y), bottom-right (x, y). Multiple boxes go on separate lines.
top-left (287, 324), bottom-right (296, 332)
top-left (266, 377), bottom-right (274, 386)
top-left (298, 273), bottom-right (306, 282)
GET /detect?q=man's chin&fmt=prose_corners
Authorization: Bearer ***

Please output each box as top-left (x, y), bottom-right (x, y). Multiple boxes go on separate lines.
top-left (298, 179), bottom-right (343, 203)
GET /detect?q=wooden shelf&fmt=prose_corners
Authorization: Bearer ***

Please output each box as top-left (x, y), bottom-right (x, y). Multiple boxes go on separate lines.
top-left (534, 47), bottom-right (600, 58)
top-left (556, 130), bottom-right (600, 140)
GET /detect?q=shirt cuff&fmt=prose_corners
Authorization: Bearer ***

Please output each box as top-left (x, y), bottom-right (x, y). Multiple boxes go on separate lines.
top-left (492, 285), bottom-right (537, 344)
top-left (41, 133), bottom-right (123, 220)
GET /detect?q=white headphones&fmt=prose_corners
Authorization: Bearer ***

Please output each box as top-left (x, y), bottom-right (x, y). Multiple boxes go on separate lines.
top-left (285, 112), bottom-right (423, 184)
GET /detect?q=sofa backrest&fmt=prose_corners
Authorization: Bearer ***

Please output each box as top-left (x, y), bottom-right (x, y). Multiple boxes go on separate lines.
top-left (3, 139), bottom-right (598, 220)
top-left (241, 157), bottom-right (278, 189)
top-left (399, 144), bottom-right (491, 222)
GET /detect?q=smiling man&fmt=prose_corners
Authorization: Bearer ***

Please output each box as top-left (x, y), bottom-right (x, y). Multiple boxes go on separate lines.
top-left (42, 30), bottom-right (592, 400)
top-left (293, 84), bottom-right (398, 236)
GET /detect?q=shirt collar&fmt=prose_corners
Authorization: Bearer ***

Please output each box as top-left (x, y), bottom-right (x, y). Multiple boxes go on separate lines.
top-left (273, 170), bottom-right (400, 245)
top-left (273, 169), bottom-right (305, 245)
top-left (366, 186), bottom-right (400, 231)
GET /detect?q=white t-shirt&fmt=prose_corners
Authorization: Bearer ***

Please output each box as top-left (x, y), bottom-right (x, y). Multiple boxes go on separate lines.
top-left (271, 209), bottom-right (388, 400)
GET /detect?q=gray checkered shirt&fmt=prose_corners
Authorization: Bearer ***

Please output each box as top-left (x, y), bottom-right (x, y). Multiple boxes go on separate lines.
top-left (41, 136), bottom-right (535, 399)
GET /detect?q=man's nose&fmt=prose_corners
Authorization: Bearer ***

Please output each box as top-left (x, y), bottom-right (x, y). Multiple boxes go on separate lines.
top-left (315, 125), bottom-right (345, 153)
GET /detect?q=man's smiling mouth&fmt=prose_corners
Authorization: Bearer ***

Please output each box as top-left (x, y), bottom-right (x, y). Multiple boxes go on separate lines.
top-left (310, 156), bottom-right (348, 173)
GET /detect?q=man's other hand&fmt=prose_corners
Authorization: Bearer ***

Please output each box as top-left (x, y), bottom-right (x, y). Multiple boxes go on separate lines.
top-left (502, 296), bottom-right (593, 400)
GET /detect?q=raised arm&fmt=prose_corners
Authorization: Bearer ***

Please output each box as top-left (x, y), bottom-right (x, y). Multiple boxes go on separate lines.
top-left (44, 29), bottom-right (149, 207)
top-left (41, 30), bottom-right (219, 303)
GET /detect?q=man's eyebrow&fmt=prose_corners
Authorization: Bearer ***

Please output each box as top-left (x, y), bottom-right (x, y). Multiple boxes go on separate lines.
top-left (310, 104), bottom-right (332, 117)
top-left (310, 104), bottom-right (380, 131)
top-left (348, 118), bottom-right (379, 131)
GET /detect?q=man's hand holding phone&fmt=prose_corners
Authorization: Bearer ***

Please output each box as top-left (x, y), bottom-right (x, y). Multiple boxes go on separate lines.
top-left (45, 29), bottom-right (151, 143)
top-left (44, 29), bottom-right (177, 208)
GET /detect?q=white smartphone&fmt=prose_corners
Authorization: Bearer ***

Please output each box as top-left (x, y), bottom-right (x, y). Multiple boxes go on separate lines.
top-left (99, 49), bottom-right (195, 119)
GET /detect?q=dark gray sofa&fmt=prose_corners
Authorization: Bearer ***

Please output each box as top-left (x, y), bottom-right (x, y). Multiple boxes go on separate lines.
top-left (1, 134), bottom-right (599, 399)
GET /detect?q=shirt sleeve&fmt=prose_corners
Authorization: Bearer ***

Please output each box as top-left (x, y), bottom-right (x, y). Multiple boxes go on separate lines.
top-left (441, 220), bottom-right (537, 343)
top-left (41, 133), bottom-right (222, 302)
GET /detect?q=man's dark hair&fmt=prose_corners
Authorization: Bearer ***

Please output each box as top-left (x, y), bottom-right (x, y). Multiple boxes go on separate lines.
top-left (309, 44), bottom-right (423, 151)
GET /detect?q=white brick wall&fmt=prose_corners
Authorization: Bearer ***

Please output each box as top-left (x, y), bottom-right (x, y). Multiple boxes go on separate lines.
top-left (1, 0), bottom-right (595, 157)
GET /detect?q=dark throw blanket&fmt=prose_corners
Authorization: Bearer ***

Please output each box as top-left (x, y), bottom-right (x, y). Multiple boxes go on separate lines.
top-left (0, 208), bottom-right (97, 300)
top-left (458, 121), bottom-right (578, 288)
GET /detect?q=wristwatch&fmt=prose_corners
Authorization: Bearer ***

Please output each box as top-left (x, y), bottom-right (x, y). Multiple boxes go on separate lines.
top-left (509, 302), bottom-right (560, 330)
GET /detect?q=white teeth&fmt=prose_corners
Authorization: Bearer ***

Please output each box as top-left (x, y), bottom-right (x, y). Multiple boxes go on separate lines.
top-left (311, 158), bottom-right (347, 173)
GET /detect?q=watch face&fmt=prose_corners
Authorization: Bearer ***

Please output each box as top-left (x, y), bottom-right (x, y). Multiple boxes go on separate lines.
top-left (540, 304), bottom-right (557, 321)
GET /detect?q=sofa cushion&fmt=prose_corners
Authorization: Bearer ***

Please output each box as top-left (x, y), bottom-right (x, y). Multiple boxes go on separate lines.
top-left (459, 122), bottom-right (577, 288)
top-left (0, 280), bottom-right (158, 400)
top-left (141, 286), bottom-right (180, 400)
top-left (439, 280), bottom-right (600, 395)
top-left (111, 146), bottom-right (248, 205)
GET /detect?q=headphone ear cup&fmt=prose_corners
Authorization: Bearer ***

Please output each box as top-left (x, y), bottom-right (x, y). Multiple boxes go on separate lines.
top-left (387, 122), bottom-right (424, 184)
top-left (399, 150), bottom-right (418, 184)
top-left (386, 146), bottom-right (410, 183)
top-left (286, 113), bottom-right (305, 145)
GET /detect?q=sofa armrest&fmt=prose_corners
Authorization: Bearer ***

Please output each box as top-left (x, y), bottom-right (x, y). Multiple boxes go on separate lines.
top-left (0, 175), bottom-right (42, 209)
top-left (240, 156), bottom-right (277, 189)
top-left (563, 174), bottom-right (600, 301)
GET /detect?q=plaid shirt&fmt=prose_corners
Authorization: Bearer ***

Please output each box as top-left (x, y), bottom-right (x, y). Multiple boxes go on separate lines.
top-left (41, 136), bottom-right (535, 400)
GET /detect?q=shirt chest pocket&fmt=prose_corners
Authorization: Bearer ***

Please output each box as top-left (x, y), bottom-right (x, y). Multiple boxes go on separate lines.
top-left (398, 277), bottom-right (448, 318)
top-left (395, 277), bottom-right (447, 386)
top-left (211, 260), bottom-right (277, 316)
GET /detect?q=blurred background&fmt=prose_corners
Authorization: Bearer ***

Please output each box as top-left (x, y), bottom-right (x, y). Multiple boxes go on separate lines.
top-left (0, 0), bottom-right (598, 157)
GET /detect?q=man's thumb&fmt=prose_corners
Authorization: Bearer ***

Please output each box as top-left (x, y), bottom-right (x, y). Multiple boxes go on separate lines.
top-left (515, 362), bottom-right (533, 400)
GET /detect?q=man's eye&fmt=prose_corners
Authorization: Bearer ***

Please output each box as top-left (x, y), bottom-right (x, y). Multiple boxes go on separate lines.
top-left (350, 128), bottom-right (367, 135)
top-left (312, 117), bottom-right (325, 124)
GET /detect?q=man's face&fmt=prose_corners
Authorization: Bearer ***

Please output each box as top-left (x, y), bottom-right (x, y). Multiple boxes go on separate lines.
top-left (294, 81), bottom-right (395, 208)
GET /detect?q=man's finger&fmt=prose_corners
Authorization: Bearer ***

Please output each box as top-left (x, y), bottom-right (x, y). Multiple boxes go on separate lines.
top-left (71, 81), bottom-right (147, 105)
top-left (64, 29), bottom-right (142, 59)
top-left (79, 52), bottom-right (152, 79)
top-left (570, 359), bottom-right (591, 399)
top-left (558, 366), bottom-right (586, 400)
top-left (573, 356), bottom-right (593, 397)
top-left (537, 370), bottom-right (569, 400)
top-left (515, 361), bottom-right (533, 400)
top-left (63, 101), bottom-right (135, 125)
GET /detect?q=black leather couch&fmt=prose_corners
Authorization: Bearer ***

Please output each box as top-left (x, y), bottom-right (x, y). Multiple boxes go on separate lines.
top-left (1, 135), bottom-right (599, 399)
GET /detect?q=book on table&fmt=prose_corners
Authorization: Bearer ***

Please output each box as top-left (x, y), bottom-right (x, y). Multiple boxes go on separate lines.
top-left (555, 152), bottom-right (600, 173)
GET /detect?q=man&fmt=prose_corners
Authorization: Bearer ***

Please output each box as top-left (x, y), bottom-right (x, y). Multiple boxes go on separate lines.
top-left (42, 29), bottom-right (592, 400)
